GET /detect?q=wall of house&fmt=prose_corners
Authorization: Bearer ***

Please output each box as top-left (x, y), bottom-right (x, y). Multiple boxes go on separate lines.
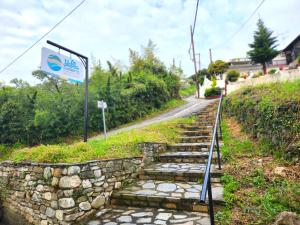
top-left (227, 69), bottom-right (300, 94)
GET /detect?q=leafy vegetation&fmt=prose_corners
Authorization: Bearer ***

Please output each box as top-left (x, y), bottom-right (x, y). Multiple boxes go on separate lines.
top-left (248, 19), bottom-right (279, 74)
top-left (179, 85), bottom-right (196, 97)
top-left (216, 118), bottom-right (300, 224)
top-left (1, 116), bottom-right (195, 163)
top-left (252, 71), bottom-right (263, 78)
top-left (226, 70), bottom-right (240, 82)
top-left (0, 40), bottom-right (181, 147)
top-left (204, 87), bottom-right (221, 97)
top-left (190, 69), bottom-right (209, 85)
top-left (208, 60), bottom-right (229, 76)
top-left (224, 79), bottom-right (300, 161)
top-left (268, 68), bottom-right (277, 74)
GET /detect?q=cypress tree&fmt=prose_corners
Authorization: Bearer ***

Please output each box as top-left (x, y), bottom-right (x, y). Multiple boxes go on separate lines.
top-left (247, 19), bottom-right (279, 74)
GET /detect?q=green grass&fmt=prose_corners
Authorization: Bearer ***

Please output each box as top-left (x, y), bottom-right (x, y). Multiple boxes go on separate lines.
top-left (225, 79), bottom-right (300, 161)
top-left (216, 117), bottom-right (300, 224)
top-left (115, 98), bottom-right (186, 129)
top-left (231, 79), bottom-right (300, 102)
top-left (179, 85), bottom-right (196, 97)
top-left (2, 116), bottom-right (196, 163)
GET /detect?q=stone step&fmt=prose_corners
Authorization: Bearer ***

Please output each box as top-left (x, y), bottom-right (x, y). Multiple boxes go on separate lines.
top-left (167, 143), bottom-right (211, 152)
top-left (179, 125), bottom-right (213, 131)
top-left (86, 206), bottom-right (211, 225)
top-left (139, 163), bottom-right (223, 182)
top-left (181, 130), bottom-right (212, 136)
top-left (111, 180), bottom-right (224, 212)
top-left (180, 136), bottom-right (212, 143)
top-left (158, 152), bottom-right (218, 163)
top-left (193, 122), bottom-right (214, 126)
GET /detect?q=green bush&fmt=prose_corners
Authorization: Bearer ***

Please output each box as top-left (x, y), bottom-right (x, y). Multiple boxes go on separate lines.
top-left (224, 80), bottom-right (300, 161)
top-left (253, 71), bottom-right (263, 78)
top-left (297, 54), bottom-right (300, 64)
top-left (205, 87), bottom-right (221, 97)
top-left (179, 85), bottom-right (196, 97)
top-left (268, 68), bottom-right (277, 74)
top-left (211, 76), bottom-right (217, 88)
top-left (226, 70), bottom-right (240, 82)
top-left (0, 41), bottom-right (181, 146)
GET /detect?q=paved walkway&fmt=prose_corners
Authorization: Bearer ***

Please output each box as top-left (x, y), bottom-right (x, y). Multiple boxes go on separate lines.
top-left (91, 96), bottom-right (215, 139)
top-left (85, 102), bottom-right (224, 224)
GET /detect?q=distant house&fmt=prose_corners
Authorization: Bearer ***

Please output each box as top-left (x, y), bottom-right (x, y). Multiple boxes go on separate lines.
top-left (282, 35), bottom-right (300, 65)
top-left (228, 57), bottom-right (262, 73)
top-left (272, 52), bottom-right (287, 66)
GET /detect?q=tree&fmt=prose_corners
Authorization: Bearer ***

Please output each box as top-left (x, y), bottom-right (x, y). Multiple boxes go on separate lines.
top-left (247, 19), bottom-right (278, 74)
top-left (208, 60), bottom-right (229, 76)
top-left (226, 70), bottom-right (240, 82)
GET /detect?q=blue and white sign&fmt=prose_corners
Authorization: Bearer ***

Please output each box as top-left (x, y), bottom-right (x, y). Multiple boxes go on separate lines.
top-left (41, 47), bottom-right (84, 83)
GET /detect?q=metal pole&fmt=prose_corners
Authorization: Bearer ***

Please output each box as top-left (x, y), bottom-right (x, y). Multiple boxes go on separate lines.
top-left (207, 176), bottom-right (215, 225)
top-left (46, 40), bottom-right (89, 143)
top-left (216, 129), bottom-right (221, 170)
top-left (218, 114), bottom-right (223, 140)
top-left (102, 101), bottom-right (107, 139)
top-left (83, 59), bottom-right (88, 142)
top-left (190, 25), bottom-right (200, 98)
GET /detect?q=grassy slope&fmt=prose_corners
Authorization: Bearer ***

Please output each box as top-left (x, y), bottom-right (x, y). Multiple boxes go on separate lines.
top-left (115, 98), bottom-right (186, 129)
top-left (217, 117), bottom-right (300, 225)
top-left (0, 116), bottom-right (195, 163)
top-left (224, 79), bottom-right (300, 160)
top-left (179, 85), bottom-right (196, 97)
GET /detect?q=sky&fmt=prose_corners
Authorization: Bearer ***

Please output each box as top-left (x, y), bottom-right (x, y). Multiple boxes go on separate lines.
top-left (0, 0), bottom-right (299, 84)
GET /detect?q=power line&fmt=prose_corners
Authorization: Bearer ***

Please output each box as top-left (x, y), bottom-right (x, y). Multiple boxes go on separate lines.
top-left (0, 0), bottom-right (87, 75)
top-left (188, 0), bottom-right (200, 59)
top-left (192, 0), bottom-right (200, 36)
top-left (213, 0), bottom-right (266, 49)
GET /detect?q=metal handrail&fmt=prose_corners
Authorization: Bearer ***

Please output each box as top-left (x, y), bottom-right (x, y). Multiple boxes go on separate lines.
top-left (200, 94), bottom-right (223, 225)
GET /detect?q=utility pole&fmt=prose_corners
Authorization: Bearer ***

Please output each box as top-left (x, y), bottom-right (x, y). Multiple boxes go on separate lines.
top-left (190, 25), bottom-right (200, 98)
top-left (197, 53), bottom-right (201, 71)
top-left (209, 48), bottom-right (213, 64)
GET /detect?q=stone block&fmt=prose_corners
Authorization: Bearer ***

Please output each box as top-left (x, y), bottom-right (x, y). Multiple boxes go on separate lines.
top-left (59, 175), bottom-right (81, 189)
top-left (91, 196), bottom-right (106, 209)
top-left (58, 198), bottom-right (75, 209)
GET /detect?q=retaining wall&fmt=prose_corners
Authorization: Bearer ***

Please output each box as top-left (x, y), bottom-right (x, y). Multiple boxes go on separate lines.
top-left (227, 69), bottom-right (300, 93)
top-left (0, 142), bottom-right (167, 225)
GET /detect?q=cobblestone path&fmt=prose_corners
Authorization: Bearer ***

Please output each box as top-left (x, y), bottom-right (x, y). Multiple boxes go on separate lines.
top-left (85, 103), bottom-right (224, 224)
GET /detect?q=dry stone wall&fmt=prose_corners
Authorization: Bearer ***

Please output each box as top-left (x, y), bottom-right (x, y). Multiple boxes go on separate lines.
top-left (0, 157), bottom-right (143, 225)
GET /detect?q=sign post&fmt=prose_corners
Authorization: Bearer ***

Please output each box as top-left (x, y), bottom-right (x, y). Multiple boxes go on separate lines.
top-left (44, 40), bottom-right (89, 142)
top-left (97, 100), bottom-right (107, 139)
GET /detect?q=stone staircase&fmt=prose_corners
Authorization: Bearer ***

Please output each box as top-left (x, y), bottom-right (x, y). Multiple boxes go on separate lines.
top-left (85, 104), bottom-right (224, 225)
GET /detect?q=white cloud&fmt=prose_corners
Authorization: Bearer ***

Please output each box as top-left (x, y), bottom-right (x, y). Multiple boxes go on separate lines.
top-left (0, 0), bottom-right (299, 84)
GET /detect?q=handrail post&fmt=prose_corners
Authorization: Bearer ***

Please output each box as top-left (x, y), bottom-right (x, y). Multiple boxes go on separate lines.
top-left (218, 113), bottom-right (223, 140)
top-left (208, 175), bottom-right (215, 225)
top-left (216, 129), bottom-right (221, 170)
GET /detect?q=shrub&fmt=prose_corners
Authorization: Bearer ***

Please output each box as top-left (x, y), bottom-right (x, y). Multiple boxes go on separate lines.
top-left (297, 54), bottom-right (300, 64)
top-left (253, 71), bottom-right (263, 78)
top-left (211, 76), bottom-right (217, 88)
top-left (268, 68), bottom-right (277, 74)
top-left (226, 70), bottom-right (240, 82)
top-left (240, 73), bottom-right (248, 79)
top-left (224, 80), bottom-right (300, 161)
top-left (205, 87), bottom-right (221, 97)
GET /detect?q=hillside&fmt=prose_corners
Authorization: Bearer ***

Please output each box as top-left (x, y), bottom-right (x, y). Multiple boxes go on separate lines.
top-left (218, 79), bottom-right (300, 224)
